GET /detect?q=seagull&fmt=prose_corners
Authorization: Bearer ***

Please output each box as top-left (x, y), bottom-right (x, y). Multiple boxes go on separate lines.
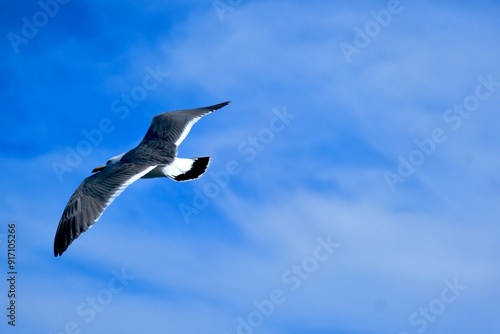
top-left (53, 101), bottom-right (230, 256)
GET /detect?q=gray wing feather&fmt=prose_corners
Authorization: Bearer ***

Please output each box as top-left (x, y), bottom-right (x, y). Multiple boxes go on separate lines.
top-left (53, 163), bottom-right (155, 256)
top-left (141, 101), bottom-right (230, 146)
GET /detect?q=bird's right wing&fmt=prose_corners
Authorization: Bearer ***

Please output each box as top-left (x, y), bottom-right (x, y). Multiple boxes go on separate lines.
top-left (141, 101), bottom-right (230, 146)
top-left (53, 163), bottom-right (156, 256)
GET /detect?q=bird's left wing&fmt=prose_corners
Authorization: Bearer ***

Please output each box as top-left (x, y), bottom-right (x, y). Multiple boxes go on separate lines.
top-left (53, 163), bottom-right (156, 256)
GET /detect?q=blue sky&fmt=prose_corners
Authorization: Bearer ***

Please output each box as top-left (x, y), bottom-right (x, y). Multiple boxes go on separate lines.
top-left (1, 0), bottom-right (500, 333)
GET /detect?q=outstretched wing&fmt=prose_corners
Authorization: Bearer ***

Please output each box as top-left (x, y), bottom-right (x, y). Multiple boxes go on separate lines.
top-left (141, 101), bottom-right (230, 146)
top-left (53, 163), bottom-right (156, 256)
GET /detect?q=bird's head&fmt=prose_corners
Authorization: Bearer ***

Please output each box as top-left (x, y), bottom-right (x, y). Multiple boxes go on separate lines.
top-left (91, 152), bottom-right (126, 173)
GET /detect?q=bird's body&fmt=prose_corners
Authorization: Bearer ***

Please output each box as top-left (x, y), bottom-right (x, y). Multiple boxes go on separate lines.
top-left (53, 101), bottom-right (230, 256)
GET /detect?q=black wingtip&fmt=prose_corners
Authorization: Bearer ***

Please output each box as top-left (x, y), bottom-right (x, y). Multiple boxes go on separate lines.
top-left (54, 229), bottom-right (63, 257)
top-left (53, 229), bottom-right (67, 257)
top-left (54, 245), bottom-right (63, 257)
top-left (54, 218), bottom-right (76, 257)
top-left (207, 101), bottom-right (230, 111)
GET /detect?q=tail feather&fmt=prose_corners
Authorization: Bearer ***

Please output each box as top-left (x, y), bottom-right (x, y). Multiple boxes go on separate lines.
top-left (165, 157), bottom-right (210, 181)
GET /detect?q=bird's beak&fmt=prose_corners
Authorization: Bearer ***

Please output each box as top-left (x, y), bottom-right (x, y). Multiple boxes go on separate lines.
top-left (92, 166), bottom-right (106, 173)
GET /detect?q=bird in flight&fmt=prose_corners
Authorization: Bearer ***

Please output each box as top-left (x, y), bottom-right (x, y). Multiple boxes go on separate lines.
top-left (53, 101), bottom-right (230, 256)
